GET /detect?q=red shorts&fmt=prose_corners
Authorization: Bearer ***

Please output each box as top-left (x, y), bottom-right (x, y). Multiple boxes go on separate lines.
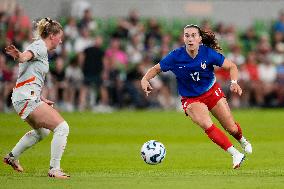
top-left (181, 83), bottom-right (225, 115)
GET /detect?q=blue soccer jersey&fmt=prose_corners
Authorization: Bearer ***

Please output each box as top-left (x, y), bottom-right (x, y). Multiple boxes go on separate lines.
top-left (159, 45), bottom-right (225, 97)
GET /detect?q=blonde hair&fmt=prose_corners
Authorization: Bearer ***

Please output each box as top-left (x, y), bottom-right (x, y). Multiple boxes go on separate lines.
top-left (35, 17), bottom-right (62, 39)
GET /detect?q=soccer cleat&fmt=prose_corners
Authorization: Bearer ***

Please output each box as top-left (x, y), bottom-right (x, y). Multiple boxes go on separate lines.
top-left (48, 168), bottom-right (70, 179)
top-left (3, 154), bottom-right (24, 172)
top-left (240, 141), bottom-right (252, 154)
top-left (232, 153), bottom-right (245, 169)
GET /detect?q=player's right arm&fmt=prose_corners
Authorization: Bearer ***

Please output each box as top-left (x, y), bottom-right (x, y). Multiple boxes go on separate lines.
top-left (5, 45), bottom-right (33, 63)
top-left (141, 63), bottom-right (161, 96)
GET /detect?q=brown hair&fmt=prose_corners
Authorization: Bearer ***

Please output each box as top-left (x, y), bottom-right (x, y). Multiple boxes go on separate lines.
top-left (184, 24), bottom-right (222, 51)
top-left (35, 17), bottom-right (62, 39)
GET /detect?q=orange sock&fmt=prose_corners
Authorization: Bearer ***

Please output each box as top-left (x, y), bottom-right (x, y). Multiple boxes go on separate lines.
top-left (205, 124), bottom-right (232, 151)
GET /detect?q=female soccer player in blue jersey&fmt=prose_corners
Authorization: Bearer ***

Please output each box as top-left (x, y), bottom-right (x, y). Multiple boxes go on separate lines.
top-left (141, 24), bottom-right (252, 169)
top-left (4, 18), bottom-right (70, 178)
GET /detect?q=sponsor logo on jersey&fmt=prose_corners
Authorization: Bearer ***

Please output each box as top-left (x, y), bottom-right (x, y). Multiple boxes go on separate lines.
top-left (201, 60), bottom-right (206, 69)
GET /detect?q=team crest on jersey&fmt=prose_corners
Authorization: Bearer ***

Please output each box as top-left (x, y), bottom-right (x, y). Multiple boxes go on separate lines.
top-left (201, 60), bottom-right (207, 69)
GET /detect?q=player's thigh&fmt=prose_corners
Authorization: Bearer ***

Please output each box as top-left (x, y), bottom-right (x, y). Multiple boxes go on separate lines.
top-left (25, 103), bottom-right (64, 131)
top-left (210, 97), bottom-right (235, 130)
top-left (186, 102), bottom-right (213, 130)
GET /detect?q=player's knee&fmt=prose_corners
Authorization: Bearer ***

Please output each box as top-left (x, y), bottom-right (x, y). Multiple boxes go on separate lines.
top-left (24, 129), bottom-right (48, 142)
top-left (54, 121), bottom-right (69, 137)
top-left (37, 128), bottom-right (50, 140)
top-left (191, 116), bottom-right (208, 127)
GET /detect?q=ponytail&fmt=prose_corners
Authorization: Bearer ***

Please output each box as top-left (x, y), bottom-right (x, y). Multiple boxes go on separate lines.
top-left (34, 17), bottom-right (62, 39)
top-left (184, 24), bottom-right (222, 51)
top-left (200, 30), bottom-right (222, 51)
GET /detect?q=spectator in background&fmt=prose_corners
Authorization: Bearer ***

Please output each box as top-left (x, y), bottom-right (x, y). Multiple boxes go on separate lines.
top-left (64, 17), bottom-right (79, 41)
top-left (0, 53), bottom-right (16, 112)
top-left (273, 10), bottom-right (284, 34)
top-left (78, 9), bottom-right (97, 34)
top-left (104, 36), bottom-right (128, 107)
top-left (145, 36), bottom-right (160, 62)
top-left (145, 18), bottom-right (162, 49)
top-left (50, 56), bottom-right (67, 108)
top-left (0, 10), bottom-right (8, 46)
top-left (227, 44), bottom-right (245, 67)
top-left (239, 51), bottom-right (262, 107)
top-left (112, 18), bottom-right (129, 39)
top-left (227, 44), bottom-right (245, 107)
top-left (276, 60), bottom-right (284, 106)
top-left (65, 55), bottom-right (83, 111)
top-left (269, 32), bottom-right (284, 66)
top-left (256, 35), bottom-right (271, 63)
top-left (224, 24), bottom-right (238, 47)
top-left (258, 58), bottom-right (277, 107)
top-left (6, 5), bottom-right (31, 47)
top-left (126, 9), bottom-right (144, 39)
top-left (74, 26), bottom-right (93, 53)
top-left (0, 53), bottom-right (8, 111)
top-left (123, 60), bottom-right (146, 109)
top-left (64, 17), bottom-right (79, 55)
top-left (126, 33), bottom-right (144, 66)
top-left (215, 22), bottom-right (227, 41)
top-left (240, 26), bottom-right (258, 54)
top-left (160, 34), bottom-right (173, 51)
top-left (80, 36), bottom-right (111, 112)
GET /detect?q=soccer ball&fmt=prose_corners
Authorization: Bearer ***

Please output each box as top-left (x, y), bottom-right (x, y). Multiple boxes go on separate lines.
top-left (140, 140), bottom-right (166, 165)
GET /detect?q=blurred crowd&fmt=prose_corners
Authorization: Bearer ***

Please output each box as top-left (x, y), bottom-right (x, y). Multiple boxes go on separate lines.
top-left (1, 3), bottom-right (284, 113)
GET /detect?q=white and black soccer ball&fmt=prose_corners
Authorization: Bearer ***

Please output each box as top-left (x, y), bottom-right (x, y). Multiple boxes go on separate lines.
top-left (140, 140), bottom-right (166, 165)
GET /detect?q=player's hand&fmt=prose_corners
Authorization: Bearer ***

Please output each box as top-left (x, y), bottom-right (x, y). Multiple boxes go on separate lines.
top-left (230, 83), bottom-right (242, 96)
top-left (5, 45), bottom-right (20, 60)
top-left (141, 78), bottom-right (153, 96)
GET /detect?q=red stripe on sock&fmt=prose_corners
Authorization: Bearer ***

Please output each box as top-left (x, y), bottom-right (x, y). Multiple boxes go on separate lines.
top-left (205, 124), bottom-right (232, 151)
top-left (233, 122), bottom-right (243, 141)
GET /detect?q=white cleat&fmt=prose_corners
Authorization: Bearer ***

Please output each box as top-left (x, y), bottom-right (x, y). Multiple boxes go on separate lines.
top-left (48, 168), bottom-right (70, 179)
top-left (232, 153), bottom-right (245, 169)
top-left (240, 141), bottom-right (252, 154)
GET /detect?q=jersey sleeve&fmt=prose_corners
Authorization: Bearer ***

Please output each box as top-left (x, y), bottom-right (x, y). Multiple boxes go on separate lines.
top-left (159, 50), bottom-right (175, 72)
top-left (207, 47), bottom-right (225, 67)
top-left (26, 41), bottom-right (46, 60)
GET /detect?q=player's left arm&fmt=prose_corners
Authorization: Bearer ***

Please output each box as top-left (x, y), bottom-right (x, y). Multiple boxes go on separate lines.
top-left (221, 58), bottom-right (242, 96)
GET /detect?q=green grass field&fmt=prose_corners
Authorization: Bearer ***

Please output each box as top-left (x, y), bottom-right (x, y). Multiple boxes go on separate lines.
top-left (0, 109), bottom-right (284, 189)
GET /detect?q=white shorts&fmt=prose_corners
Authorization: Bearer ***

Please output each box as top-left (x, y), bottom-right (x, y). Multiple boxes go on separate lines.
top-left (12, 98), bottom-right (44, 120)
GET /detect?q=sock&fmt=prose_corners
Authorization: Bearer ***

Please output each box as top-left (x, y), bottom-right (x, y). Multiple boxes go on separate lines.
top-left (50, 121), bottom-right (69, 170)
top-left (227, 146), bottom-right (241, 156)
top-left (239, 136), bottom-right (249, 145)
top-left (11, 128), bottom-right (50, 159)
top-left (231, 122), bottom-right (243, 141)
top-left (205, 124), bottom-right (233, 151)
